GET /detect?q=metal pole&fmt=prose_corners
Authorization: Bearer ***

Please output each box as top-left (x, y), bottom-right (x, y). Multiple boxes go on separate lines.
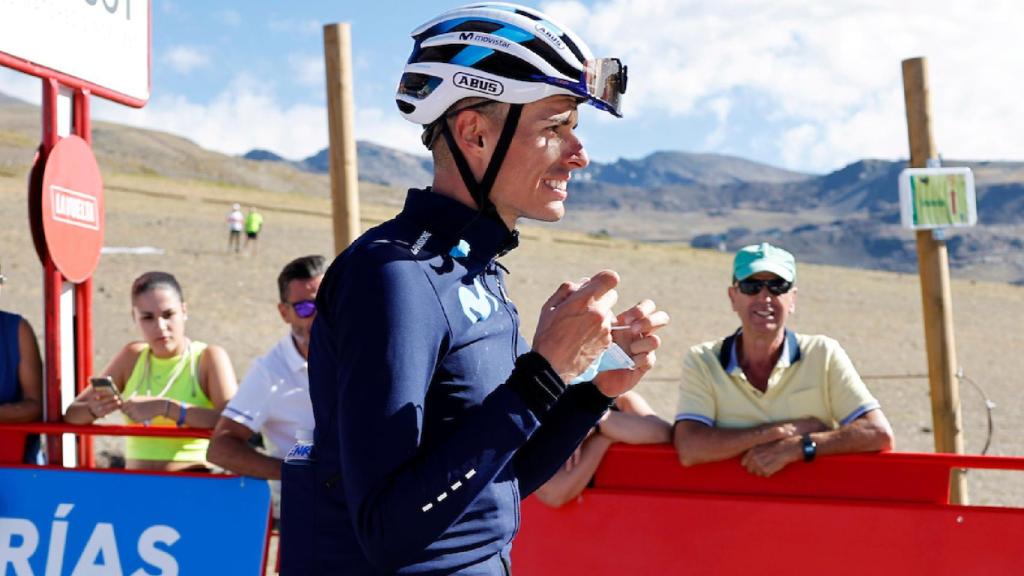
top-left (901, 57), bottom-right (967, 504)
top-left (323, 22), bottom-right (361, 254)
top-left (74, 87), bottom-right (96, 469)
top-left (41, 78), bottom-right (63, 466)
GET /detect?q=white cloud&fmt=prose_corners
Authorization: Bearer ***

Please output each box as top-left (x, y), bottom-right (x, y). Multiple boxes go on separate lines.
top-left (1, 67), bottom-right (421, 163)
top-left (703, 96), bottom-right (732, 149)
top-left (289, 54), bottom-right (325, 87)
top-left (543, 0), bottom-right (1024, 171)
top-left (353, 107), bottom-right (426, 156)
top-left (91, 73), bottom-right (424, 161)
top-left (163, 45), bottom-right (210, 74)
top-left (779, 123), bottom-right (820, 169)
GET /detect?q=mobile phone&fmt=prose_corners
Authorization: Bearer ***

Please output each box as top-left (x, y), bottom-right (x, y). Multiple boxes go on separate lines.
top-left (89, 376), bottom-right (121, 399)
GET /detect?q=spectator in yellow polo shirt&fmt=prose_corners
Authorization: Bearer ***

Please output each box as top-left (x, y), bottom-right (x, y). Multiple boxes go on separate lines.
top-left (673, 243), bottom-right (894, 477)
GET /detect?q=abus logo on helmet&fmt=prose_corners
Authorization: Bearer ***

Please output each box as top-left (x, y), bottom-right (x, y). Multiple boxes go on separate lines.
top-left (535, 24), bottom-right (564, 49)
top-left (453, 73), bottom-right (504, 96)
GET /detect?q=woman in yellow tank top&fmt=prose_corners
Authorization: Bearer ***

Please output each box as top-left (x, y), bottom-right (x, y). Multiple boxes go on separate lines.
top-left (65, 271), bottom-right (238, 471)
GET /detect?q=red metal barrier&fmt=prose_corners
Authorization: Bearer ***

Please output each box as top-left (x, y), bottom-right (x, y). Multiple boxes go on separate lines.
top-left (513, 445), bottom-right (1024, 575)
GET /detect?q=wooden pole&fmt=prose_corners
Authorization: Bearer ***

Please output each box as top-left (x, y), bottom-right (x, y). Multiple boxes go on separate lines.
top-left (323, 23), bottom-right (360, 254)
top-left (901, 57), bottom-right (968, 504)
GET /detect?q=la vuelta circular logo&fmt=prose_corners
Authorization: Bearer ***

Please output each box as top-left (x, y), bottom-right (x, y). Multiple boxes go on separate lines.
top-left (40, 135), bottom-right (105, 283)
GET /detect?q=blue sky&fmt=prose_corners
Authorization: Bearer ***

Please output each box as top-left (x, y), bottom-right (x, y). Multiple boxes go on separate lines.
top-left (3, 0), bottom-right (1024, 174)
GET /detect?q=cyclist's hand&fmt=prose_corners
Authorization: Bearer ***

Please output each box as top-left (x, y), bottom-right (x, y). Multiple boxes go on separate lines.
top-left (533, 270), bottom-right (619, 384)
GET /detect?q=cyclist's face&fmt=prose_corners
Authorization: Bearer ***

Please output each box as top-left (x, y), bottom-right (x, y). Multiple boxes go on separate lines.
top-left (488, 96), bottom-right (589, 229)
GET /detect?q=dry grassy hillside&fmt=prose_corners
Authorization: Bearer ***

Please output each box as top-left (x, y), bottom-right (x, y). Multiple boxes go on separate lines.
top-left (2, 170), bottom-right (1022, 506)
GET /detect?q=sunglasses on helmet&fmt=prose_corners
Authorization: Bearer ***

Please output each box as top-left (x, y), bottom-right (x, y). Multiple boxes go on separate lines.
top-left (535, 57), bottom-right (628, 118)
top-left (735, 278), bottom-right (793, 296)
top-left (584, 57), bottom-right (627, 116)
top-left (288, 299), bottom-right (317, 319)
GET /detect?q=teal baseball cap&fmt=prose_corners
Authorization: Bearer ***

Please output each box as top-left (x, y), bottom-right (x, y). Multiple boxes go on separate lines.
top-left (732, 243), bottom-right (796, 282)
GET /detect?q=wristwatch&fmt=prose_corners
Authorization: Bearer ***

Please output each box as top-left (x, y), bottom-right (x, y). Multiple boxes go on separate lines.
top-left (801, 433), bottom-right (817, 462)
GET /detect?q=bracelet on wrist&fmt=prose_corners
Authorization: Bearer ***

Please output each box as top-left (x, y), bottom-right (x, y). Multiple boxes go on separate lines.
top-left (176, 403), bottom-right (188, 427)
top-left (87, 405), bottom-right (100, 420)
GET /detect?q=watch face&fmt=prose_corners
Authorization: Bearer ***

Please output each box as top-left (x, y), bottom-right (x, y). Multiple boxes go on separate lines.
top-left (802, 435), bottom-right (816, 462)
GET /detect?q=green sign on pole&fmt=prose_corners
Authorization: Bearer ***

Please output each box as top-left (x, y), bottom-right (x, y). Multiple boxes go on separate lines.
top-left (899, 167), bottom-right (977, 229)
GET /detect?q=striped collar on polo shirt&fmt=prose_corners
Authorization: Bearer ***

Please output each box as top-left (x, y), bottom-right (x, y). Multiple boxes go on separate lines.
top-left (721, 328), bottom-right (802, 374)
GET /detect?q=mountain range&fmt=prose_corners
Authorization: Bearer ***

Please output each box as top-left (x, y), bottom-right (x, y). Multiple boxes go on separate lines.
top-left (245, 134), bottom-right (1024, 230)
top-left (244, 138), bottom-right (1024, 284)
top-left (2, 90), bottom-right (1022, 283)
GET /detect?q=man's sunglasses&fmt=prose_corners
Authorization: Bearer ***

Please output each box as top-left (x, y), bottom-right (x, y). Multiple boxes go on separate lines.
top-left (735, 278), bottom-right (793, 296)
top-left (288, 299), bottom-right (317, 319)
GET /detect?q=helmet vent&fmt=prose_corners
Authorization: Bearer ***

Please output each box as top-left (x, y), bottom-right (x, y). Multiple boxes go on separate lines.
top-left (398, 73), bottom-right (443, 100)
top-left (473, 51), bottom-right (543, 82)
top-left (523, 37), bottom-right (580, 78)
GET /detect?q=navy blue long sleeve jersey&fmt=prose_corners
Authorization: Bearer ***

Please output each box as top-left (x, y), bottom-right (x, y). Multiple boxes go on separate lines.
top-left (282, 189), bottom-right (613, 574)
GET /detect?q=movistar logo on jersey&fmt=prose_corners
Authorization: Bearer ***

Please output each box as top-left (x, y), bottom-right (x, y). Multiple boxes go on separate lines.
top-left (453, 72), bottom-right (504, 96)
top-left (458, 278), bottom-right (500, 323)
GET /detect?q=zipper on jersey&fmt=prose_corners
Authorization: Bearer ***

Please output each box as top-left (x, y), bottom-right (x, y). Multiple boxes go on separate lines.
top-left (489, 263), bottom-right (521, 358)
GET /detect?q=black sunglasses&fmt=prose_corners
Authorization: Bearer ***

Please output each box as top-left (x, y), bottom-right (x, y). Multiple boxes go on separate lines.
top-left (736, 278), bottom-right (793, 296)
top-left (287, 299), bottom-right (317, 319)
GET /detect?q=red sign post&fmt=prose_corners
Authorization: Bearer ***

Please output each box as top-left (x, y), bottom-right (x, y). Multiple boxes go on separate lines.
top-left (1, 1), bottom-right (151, 466)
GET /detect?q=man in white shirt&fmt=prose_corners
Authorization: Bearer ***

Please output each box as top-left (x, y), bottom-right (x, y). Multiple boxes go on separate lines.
top-left (226, 203), bottom-right (244, 253)
top-left (208, 255), bottom-right (323, 512)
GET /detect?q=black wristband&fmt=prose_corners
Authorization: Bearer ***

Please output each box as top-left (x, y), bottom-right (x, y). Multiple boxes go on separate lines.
top-left (507, 352), bottom-right (566, 416)
top-left (573, 381), bottom-right (617, 413)
top-left (802, 433), bottom-right (817, 462)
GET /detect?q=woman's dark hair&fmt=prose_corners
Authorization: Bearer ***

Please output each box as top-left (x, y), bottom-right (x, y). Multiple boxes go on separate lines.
top-left (277, 255), bottom-right (326, 302)
top-left (131, 271), bottom-right (184, 304)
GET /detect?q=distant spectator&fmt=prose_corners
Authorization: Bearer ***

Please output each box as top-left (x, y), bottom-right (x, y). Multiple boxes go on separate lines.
top-left (65, 271), bottom-right (238, 472)
top-left (534, 390), bottom-right (670, 508)
top-left (244, 207), bottom-right (264, 256)
top-left (0, 264), bottom-right (43, 464)
top-left (673, 243), bottom-right (894, 477)
top-left (227, 203), bottom-right (244, 253)
top-left (208, 255), bottom-right (323, 517)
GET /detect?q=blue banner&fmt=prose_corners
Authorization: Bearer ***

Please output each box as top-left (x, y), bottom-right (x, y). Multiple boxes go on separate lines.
top-left (0, 467), bottom-right (270, 575)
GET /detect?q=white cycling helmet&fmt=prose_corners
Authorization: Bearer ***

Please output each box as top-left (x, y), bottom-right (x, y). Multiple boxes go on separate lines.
top-left (396, 2), bottom-right (627, 126)
top-left (396, 2), bottom-right (627, 226)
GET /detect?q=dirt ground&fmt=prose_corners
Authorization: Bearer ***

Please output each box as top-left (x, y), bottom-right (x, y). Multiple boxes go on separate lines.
top-left (2, 171), bottom-right (1023, 507)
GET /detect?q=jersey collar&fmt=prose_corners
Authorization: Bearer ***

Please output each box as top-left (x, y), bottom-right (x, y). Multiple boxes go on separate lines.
top-left (399, 188), bottom-right (520, 263)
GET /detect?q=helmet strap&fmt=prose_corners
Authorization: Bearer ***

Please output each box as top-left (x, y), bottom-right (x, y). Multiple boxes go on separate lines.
top-left (440, 103), bottom-right (524, 226)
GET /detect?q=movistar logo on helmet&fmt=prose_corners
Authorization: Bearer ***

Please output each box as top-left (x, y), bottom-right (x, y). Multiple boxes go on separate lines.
top-left (457, 31), bottom-right (512, 50)
top-left (535, 23), bottom-right (564, 49)
top-left (453, 72), bottom-right (504, 96)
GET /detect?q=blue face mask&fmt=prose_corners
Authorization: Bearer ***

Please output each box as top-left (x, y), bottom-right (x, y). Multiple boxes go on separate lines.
top-left (569, 343), bottom-right (636, 385)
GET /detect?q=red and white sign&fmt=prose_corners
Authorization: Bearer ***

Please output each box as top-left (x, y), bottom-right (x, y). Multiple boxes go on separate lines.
top-left (0, 0), bottom-right (151, 106)
top-left (40, 136), bottom-right (105, 283)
